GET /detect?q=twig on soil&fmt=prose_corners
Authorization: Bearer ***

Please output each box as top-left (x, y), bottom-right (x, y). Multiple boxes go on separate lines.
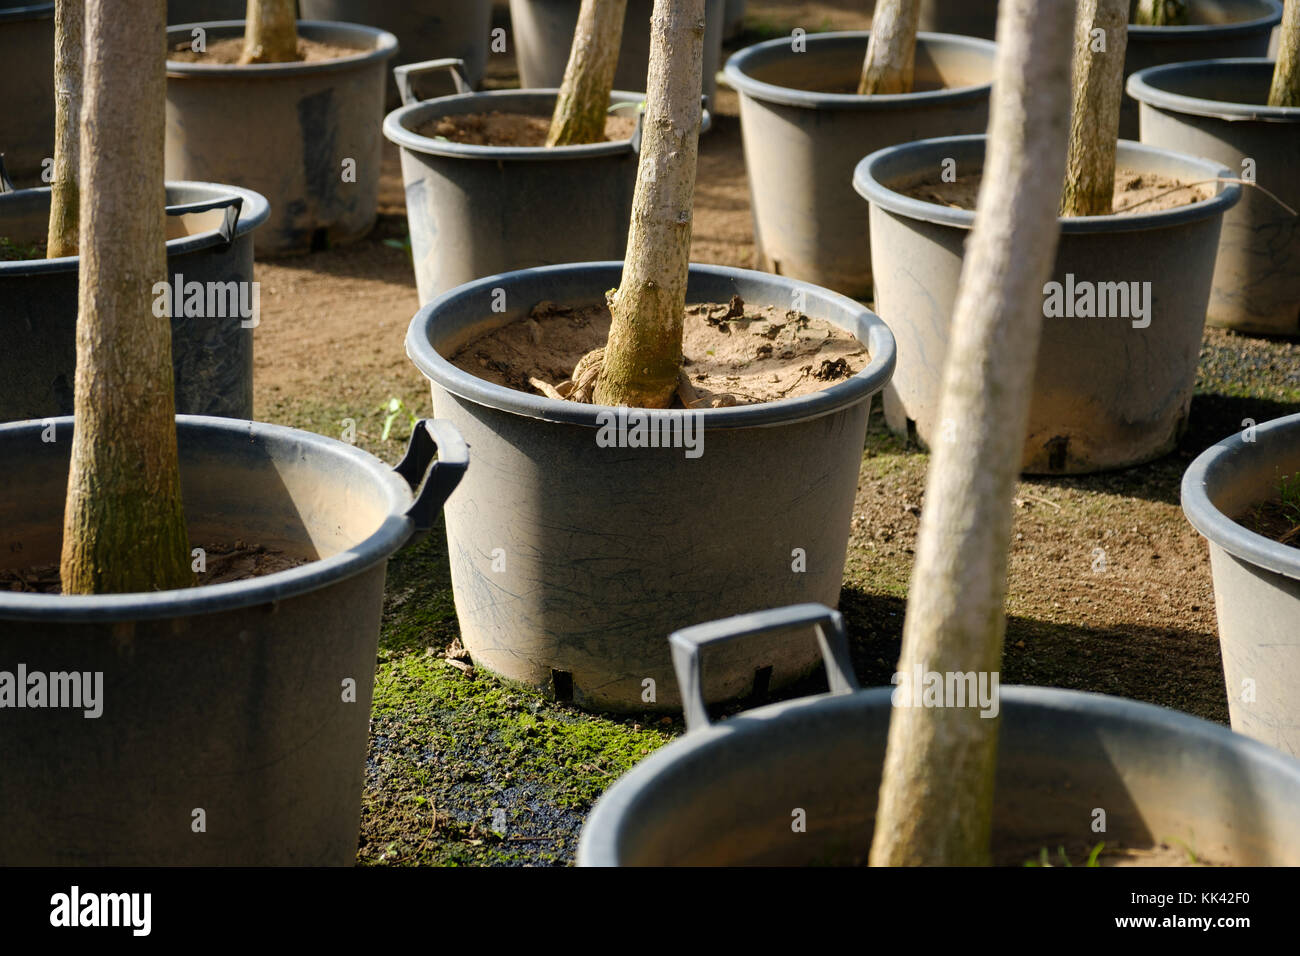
top-left (1116, 177), bottom-right (1298, 216)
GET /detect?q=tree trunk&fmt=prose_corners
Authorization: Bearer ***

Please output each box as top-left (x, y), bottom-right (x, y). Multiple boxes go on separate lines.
top-left (592, 0), bottom-right (706, 409)
top-left (858, 0), bottom-right (920, 95)
top-left (46, 0), bottom-right (83, 259)
top-left (60, 0), bottom-right (193, 595)
top-left (241, 0), bottom-right (299, 64)
top-left (867, 0), bottom-right (1075, 867)
top-left (1270, 0), bottom-right (1300, 107)
top-left (1132, 0), bottom-right (1188, 26)
top-left (548, 0), bottom-right (629, 147)
top-left (1059, 0), bottom-right (1129, 217)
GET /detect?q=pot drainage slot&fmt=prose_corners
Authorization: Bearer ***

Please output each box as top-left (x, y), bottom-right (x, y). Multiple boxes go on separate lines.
top-left (1046, 435), bottom-right (1069, 472)
top-left (551, 669), bottom-right (573, 702)
top-left (310, 227), bottom-right (330, 253)
top-left (751, 665), bottom-right (773, 700)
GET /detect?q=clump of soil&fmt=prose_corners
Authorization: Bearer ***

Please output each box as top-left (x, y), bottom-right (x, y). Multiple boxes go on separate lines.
top-left (0, 237), bottom-right (47, 261)
top-left (0, 542), bottom-right (308, 595)
top-left (168, 37), bottom-right (361, 65)
top-left (903, 168), bottom-right (1213, 215)
top-left (1239, 495), bottom-right (1300, 547)
top-left (418, 111), bottom-right (639, 147)
top-left (449, 295), bottom-right (868, 408)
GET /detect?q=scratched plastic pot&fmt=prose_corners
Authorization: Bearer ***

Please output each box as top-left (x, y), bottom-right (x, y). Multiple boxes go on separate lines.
top-left (0, 181), bottom-right (268, 422)
top-left (855, 134), bottom-right (1240, 474)
top-left (165, 19), bottom-right (397, 256)
top-left (406, 262), bottom-right (896, 713)
top-left (0, 2), bottom-right (54, 187)
top-left (509, 0), bottom-right (725, 108)
top-left (300, 0), bottom-right (492, 107)
top-left (0, 415), bottom-right (467, 865)
top-left (578, 604), bottom-right (1300, 865)
top-left (724, 31), bottom-right (995, 299)
top-left (1183, 413), bottom-right (1300, 759)
top-left (1129, 59), bottom-right (1300, 337)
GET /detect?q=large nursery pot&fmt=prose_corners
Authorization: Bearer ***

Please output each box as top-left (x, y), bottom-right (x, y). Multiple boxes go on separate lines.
top-left (0, 2), bottom-right (54, 187)
top-left (0, 181), bottom-right (269, 422)
top-left (0, 415), bottom-right (468, 865)
top-left (509, 0), bottom-right (726, 108)
top-left (854, 134), bottom-right (1241, 474)
top-left (166, 0), bottom-right (242, 21)
top-left (1182, 413), bottom-right (1300, 759)
top-left (299, 0), bottom-right (492, 107)
top-left (405, 262), bottom-right (897, 713)
top-left (1129, 59), bottom-right (1300, 337)
top-left (724, 31), bottom-right (996, 299)
top-left (165, 19), bottom-right (398, 256)
top-left (577, 604), bottom-right (1300, 865)
top-left (384, 69), bottom-right (678, 304)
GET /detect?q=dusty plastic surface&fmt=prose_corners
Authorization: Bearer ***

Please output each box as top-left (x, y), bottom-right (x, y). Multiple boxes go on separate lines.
top-left (509, 0), bottom-right (725, 107)
top-left (166, 0), bottom-right (243, 22)
top-left (1130, 59), bottom-right (1300, 337)
top-left (405, 261), bottom-right (897, 713)
top-left (855, 134), bottom-right (1240, 474)
top-left (164, 19), bottom-right (398, 256)
top-left (1182, 413), bottom-right (1300, 759)
top-left (724, 31), bottom-right (995, 299)
top-left (300, 0), bottom-right (492, 107)
top-left (384, 88), bottom-right (645, 304)
top-left (0, 415), bottom-right (468, 865)
top-left (0, 2), bottom-right (54, 187)
top-left (0, 181), bottom-right (269, 422)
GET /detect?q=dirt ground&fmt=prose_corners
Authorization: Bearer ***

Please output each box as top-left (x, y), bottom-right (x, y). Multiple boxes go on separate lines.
top-left (247, 4), bottom-right (1300, 866)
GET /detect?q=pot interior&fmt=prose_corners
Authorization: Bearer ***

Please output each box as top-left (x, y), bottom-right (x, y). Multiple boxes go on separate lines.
top-left (1198, 416), bottom-right (1300, 525)
top-left (1137, 59), bottom-right (1276, 108)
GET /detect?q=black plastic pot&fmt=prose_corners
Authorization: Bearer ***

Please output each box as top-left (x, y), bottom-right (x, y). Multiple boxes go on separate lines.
top-left (165, 20), bottom-right (398, 256)
top-left (0, 181), bottom-right (269, 423)
top-left (166, 0), bottom-right (242, 21)
top-left (406, 261), bottom-right (896, 713)
top-left (578, 604), bottom-right (1300, 865)
top-left (0, 415), bottom-right (468, 865)
top-left (0, 2), bottom-right (54, 187)
top-left (1182, 413), bottom-right (1300, 759)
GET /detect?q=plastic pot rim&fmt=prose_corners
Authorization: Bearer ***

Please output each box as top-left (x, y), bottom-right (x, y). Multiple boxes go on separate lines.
top-left (0, 181), bottom-right (270, 276)
top-left (1127, 0), bottom-right (1282, 42)
top-left (0, 2), bottom-right (52, 22)
top-left (1181, 412), bottom-right (1300, 583)
top-left (1127, 57), bottom-right (1300, 124)
top-left (576, 684), bottom-right (1300, 866)
top-left (853, 133), bottom-right (1242, 233)
top-left (164, 20), bottom-right (398, 78)
top-left (405, 261), bottom-right (897, 430)
top-left (723, 31), bottom-right (996, 112)
top-left (0, 415), bottom-right (417, 623)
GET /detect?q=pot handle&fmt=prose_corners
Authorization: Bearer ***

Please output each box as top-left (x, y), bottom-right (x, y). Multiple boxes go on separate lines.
top-left (629, 96), bottom-right (711, 155)
top-left (394, 418), bottom-right (469, 536)
top-left (394, 58), bottom-right (471, 107)
top-left (0, 154), bottom-right (13, 194)
top-left (669, 603), bottom-right (860, 733)
top-left (165, 194), bottom-right (243, 250)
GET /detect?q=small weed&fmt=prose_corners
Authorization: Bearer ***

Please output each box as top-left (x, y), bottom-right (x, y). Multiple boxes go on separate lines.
top-left (1024, 842), bottom-right (1106, 867)
top-left (0, 237), bottom-right (42, 261)
top-left (380, 396), bottom-right (420, 442)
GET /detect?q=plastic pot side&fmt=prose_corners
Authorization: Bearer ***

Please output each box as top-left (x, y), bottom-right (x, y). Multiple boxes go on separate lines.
top-left (406, 262), bottom-right (896, 713)
top-left (0, 2), bottom-right (55, 187)
top-left (724, 31), bottom-right (996, 299)
top-left (1129, 58), bottom-right (1300, 337)
top-left (855, 134), bottom-right (1240, 474)
top-left (1182, 413), bottom-right (1300, 759)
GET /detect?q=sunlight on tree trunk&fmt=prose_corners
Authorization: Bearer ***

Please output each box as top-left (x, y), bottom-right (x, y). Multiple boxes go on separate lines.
top-left (1269, 0), bottom-right (1300, 107)
top-left (60, 0), bottom-right (193, 595)
top-left (1132, 0), bottom-right (1188, 26)
top-left (548, 0), bottom-right (629, 147)
top-left (858, 0), bottom-right (920, 95)
top-left (46, 0), bottom-right (83, 259)
top-left (868, 0), bottom-right (1075, 867)
top-left (241, 0), bottom-right (299, 64)
top-left (1060, 0), bottom-right (1128, 218)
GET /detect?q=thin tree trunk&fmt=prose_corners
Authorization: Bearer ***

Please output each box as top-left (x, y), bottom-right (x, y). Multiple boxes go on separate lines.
top-left (548, 0), bottom-right (629, 147)
top-left (1060, 0), bottom-right (1128, 217)
top-left (46, 0), bottom-right (83, 259)
top-left (592, 0), bottom-right (706, 409)
top-left (858, 0), bottom-right (920, 95)
top-left (1270, 0), bottom-right (1300, 107)
top-left (241, 0), bottom-right (299, 64)
top-left (868, 0), bottom-right (1075, 867)
top-left (60, 0), bottom-right (192, 595)
top-left (1132, 0), bottom-right (1188, 25)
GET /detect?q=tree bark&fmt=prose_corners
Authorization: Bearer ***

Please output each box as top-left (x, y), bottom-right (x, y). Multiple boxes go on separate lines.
top-left (1060, 0), bottom-right (1128, 217)
top-left (592, 0), bottom-right (705, 409)
top-left (46, 0), bottom-right (83, 259)
top-left (1270, 0), bottom-right (1300, 107)
top-left (548, 0), bottom-right (629, 147)
top-left (858, 0), bottom-right (920, 95)
top-left (240, 0), bottom-right (299, 64)
top-left (1132, 0), bottom-right (1188, 26)
top-left (60, 0), bottom-right (193, 595)
top-left (868, 0), bottom-right (1075, 867)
